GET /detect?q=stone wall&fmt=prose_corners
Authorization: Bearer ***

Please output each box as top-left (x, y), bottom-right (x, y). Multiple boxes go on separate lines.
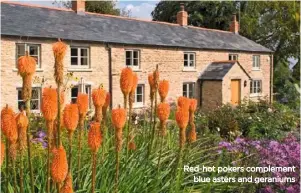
top-left (201, 81), bottom-right (223, 111)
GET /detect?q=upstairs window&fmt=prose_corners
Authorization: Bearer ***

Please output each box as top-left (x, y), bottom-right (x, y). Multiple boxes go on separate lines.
top-left (71, 47), bottom-right (89, 68)
top-left (16, 43), bottom-right (41, 68)
top-left (250, 80), bottom-right (262, 94)
top-left (71, 84), bottom-right (92, 108)
top-left (134, 84), bottom-right (144, 107)
top-left (229, 54), bottom-right (238, 61)
top-left (125, 50), bottom-right (140, 70)
top-left (183, 82), bottom-right (195, 98)
top-left (17, 87), bottom-right (41, 112)
top-left (184, 52), bottom-right (195, 68)
top-left (252, 55), bottom-right (260, 70)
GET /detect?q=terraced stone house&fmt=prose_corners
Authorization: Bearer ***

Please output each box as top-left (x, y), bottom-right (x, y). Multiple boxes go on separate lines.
top-left (1, 1), bottom-right (273, 112)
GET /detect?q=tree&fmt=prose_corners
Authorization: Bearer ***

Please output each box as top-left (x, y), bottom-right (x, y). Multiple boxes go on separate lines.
top-left (53, 0), bottom-right (131, 17)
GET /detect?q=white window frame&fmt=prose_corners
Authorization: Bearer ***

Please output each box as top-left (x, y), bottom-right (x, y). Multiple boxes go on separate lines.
top-left (17, 87), bottom-right (41, 113)
top-left (229, 54), bottom-right (238, 61)
top-left (183, 82), bottom-right (195, 98)
top-left (70, 83), bottom-right (92, 109)
top-left (70, 47), bottom-right (90, 68)
top-left (252, 55), bottom-right (261, 70)
top-left (250, 80), bottom-right (262, 96)
top-left (16, 43), bottom-right (41, 69)
top-left (134, 84), bottom-right (144, 108)
top-left (125, 50), bottom-right (140, 70)
top-left (183, 52), bottom-right (196, 69)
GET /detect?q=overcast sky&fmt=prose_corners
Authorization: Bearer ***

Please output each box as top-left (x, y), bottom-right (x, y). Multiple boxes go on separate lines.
top-left (15, 0), bottom-right (159, 20)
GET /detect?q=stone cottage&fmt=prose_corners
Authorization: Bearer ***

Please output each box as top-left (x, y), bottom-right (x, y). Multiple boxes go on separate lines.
top-left (0, 1), bottom-right (273, 113)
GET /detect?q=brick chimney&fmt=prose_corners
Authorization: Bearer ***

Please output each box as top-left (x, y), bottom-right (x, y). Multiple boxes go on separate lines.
top-left (230, 14), bottom-right (239, 34)
top-left (72, 0), bottom-right (85, 14)
top-left (177, 3), bottom-right (188, 26)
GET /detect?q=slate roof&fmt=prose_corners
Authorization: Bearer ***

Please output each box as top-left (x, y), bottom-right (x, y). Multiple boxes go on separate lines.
top-left (199, 61), bottom-right (251, 80)
top-left (1, 2), bottom-right (272, 53)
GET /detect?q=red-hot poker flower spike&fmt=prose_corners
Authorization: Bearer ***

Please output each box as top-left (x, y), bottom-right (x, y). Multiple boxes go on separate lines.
top-left (103, 92), bottom-right (110, 109)
top-left (60, 173), bottom-right (74, 193)
top-left (175, 107), bottom-right (189, 130)
top-left (92, 87), bottom-right (106, 108)
top-left (53, 40), bottom-right (67, 85)
top-left (1, 106), bottom-right (18, 143)
top-left (156, 103), bottom-right (170, 122)
top-left (177, 96), bottom-right (190, 110)
top-left (51, 145), bottom-right (68, 183)
top-left (42, 87), bottom-right (58, 121)
top-left (120, 67), bottom-right (133, 95)
top-left (88, 122), bottom-right (102, 152)
top-left (0, 141), bottom-right (5, 167)
top-left (63, 104), bottom-right (79, 133)
top-left (131, 73), bottom-right (138, 93)
top-left (189, 99), bottom-right (197, 112)
top-left (158, 80), bottom-right (169, 101)
top-left (148, 74), bottom-right (155, 92)
top-left (16, 111), bottom-right (28, 150)
top-left (77, 93), bottom-right (89, 116)
top-left (17, 53), bottom-right (36, 77)
top-left (111, 107), bottom-right (126, 129)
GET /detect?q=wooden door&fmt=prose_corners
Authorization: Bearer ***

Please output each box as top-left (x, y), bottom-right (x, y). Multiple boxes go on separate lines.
top-left (231, 80), bottom-right (241, 105)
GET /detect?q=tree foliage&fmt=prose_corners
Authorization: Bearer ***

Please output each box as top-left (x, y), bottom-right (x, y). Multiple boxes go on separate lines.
top-left (53, 0), bottom-right (131, 17)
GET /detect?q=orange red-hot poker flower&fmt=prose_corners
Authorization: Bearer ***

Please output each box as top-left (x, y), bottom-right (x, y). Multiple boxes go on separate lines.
top-left (88, 122), bottom-right (102, 152)
top-left (92, 88), bottom-right (106, 108)
top-left (148, 74), bottom-right (155, 93)
top-left (1, 106), bottom-right (18, 143)
top-left (63, 104), bottom-right (79, 133)
top-left (131, 73), bottom-right (138, 94)
top-left (120, 67), bottom-right (134, 95)
top-left (53, 40), bottom-right (67, 85)
top-left (189, 99), bottom-right (197, 112)
top-left (17, 53), bottom-right (36, 77)
top-left (111, 107), bottom-right (126, 129)
top-left (51, 145), bottom-right (68, 183)
top-left (158, 80), bottom-right (169, 102)
top-left (153, 68), bottom-right (159, 88)
top-left (188, 125), bottom-right (197, 143)
top-left (42, 87), bottom-right (58, 121)
top-left (77, 93), bottom-right (89, 116)
top-left (60, 173), bottom-right (74, 193)
top-left (156, 103), bottom-right (170, 122)
top-left (177, 96), bottom-right (190, 110)
top-left (103, 92), bottom-right (110, 109)
top-left (16, 111), bottom-right (28, 151)
top-left (175, 107), bottom-right (189, 130)
top-left (1, 141), bottom-right (5, 167)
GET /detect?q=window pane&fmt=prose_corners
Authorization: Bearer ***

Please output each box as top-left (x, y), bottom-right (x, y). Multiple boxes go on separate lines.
top-left (189, 54), bottom-right (194, 61)
top-left (32, 89), bottom-right (39, 99)
top-left (184, 54), bottom-right (188, 60)
top-left (81, 49), bottom-right (88, 57)
top-left (189, 83), bottom-right (193, 91)
top-left (184, 61), bottom-right (188, 67)
top-left (126, 51), bottom-right (131, 59)
top-left (189, 60), bottom-right (194, 67)
top-left (133, 51), bottom-right (138, 59)
top-left (18, 90), bottom-right (22, 100)
top-left (17, 44), bottom-right (25, 56)
top-left (29, 45), bottom-right (38, 55)
top-left (136, 86), bottom-right (142, 94)
top-left (31, 100), bottom-right (39, 110)
top-left (126, 58), bottom-right (131, 66)
top-left (136, 94), bottom-right (143, 102)
top-left (71, 87), bottom-right (78, 97)
top-left (71, 48), bottom-right (78, 57)
top-left (133, 58), bottom-right (138, 66)
top-left (71, 57), bottom-right (78, 65)
top-left (71, 98), bottom-right (77, 104)
top-left (81, 58), bottom-right (88, 66)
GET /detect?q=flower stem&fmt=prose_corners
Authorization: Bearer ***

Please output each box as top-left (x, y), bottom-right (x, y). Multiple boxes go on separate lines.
top-left (115, 150), bottom-right (120, 193)
top-left (19, 150), bottom-right (24, 193)
top-left (126, 95), bottom-right (133, 159)
top-left (91, 151), bottom-right (97, 193)
top-left (68, 132), bottom-right (73, 172)
top-left (25, 99), bottom-right (35, 193)
top-left (77, 117), bottom-right (84, 188)
top-left (12, 159), bottom-right (17, 190)
top-left (5, 139), bottom-right (9, 193)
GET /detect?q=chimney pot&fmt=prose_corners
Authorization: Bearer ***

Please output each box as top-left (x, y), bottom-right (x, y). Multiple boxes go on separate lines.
top-left (177, 3), bottom-right (188, 26)
top-left (72, 0), bottom-right (85, 14)
top-left (230, 13), bottom-right (239, 34)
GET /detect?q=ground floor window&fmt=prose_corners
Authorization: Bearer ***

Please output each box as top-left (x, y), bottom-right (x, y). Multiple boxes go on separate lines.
top-left (134, 84), bottom-right (144, 107)
top-left (183, 82), bottom-right (195, 98)
top-left (17, 87), bottom-right (41, 111)
top-left (250, 80), bottom-right (262, 94)
top-left (71, 84), bottom-right (92, 108)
